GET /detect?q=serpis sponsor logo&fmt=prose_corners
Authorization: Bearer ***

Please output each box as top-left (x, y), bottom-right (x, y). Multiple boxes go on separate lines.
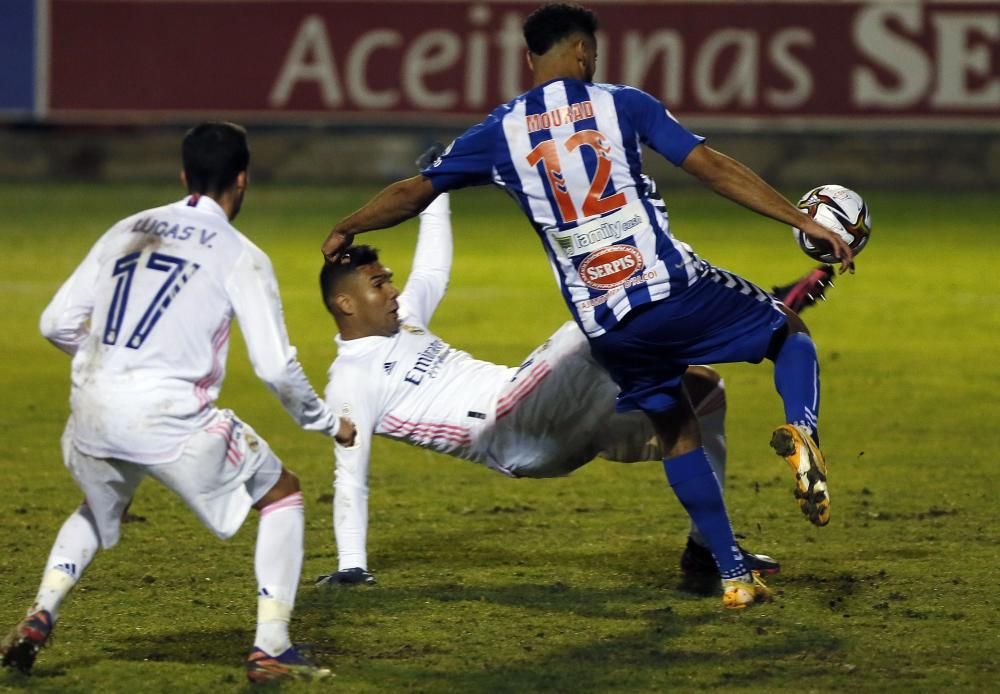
top-left (578, 245), bottom-right (644, 291)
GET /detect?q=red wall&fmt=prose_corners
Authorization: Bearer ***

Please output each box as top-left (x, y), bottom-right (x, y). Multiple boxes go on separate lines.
top-left (47, 1), bottom-right (1000, 126)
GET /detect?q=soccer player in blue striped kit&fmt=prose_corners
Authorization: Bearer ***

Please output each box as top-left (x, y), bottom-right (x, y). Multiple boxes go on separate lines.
top-left (323, 3), bottom-right (854, 608)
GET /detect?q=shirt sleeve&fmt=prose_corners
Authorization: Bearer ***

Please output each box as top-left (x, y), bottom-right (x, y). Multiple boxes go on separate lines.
top-left (326, 365), bottom-right (377, 571)
top-left (227, 244), bottom-right (340, 436)
top-left (39, 229), bottom-right (110, 355)
top-left (420, 114), bottom-right (501, 192)
top-left (616, 86), bottom-right (705, 166)
top-left (397, 193), bottom-right (453, 327)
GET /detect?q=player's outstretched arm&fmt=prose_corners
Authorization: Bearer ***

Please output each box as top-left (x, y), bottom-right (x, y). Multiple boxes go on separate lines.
top-left (324, 373), bottom-right (377, 578)
top-left (229, 245), bottom-right (344, 438)
top-left (323, 175), bottom-right (439, 262)
top-left (332, 441), bottom-right (373, 576)
top-left (401, 193), bottom-right (454, 326)
top-left (681, 144), bottom-right (854, 274)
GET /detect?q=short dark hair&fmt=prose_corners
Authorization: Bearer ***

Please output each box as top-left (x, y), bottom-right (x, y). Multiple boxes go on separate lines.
top-left (319, 245), bottom-right (381, 314)
top-left (523, 3), bottom-right (598, 55)
top-left (182, 121), bottom-right (250, 195)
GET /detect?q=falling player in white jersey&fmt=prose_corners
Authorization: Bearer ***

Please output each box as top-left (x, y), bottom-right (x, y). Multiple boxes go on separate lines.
top-left (315, 189), bottom-right (823, 590)
top-left (1, 122), bottom-right (353, 683)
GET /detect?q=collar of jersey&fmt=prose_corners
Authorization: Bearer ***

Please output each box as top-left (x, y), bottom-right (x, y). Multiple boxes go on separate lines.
top-left (532, 77), bottom-right (588, 91)
top-left (181, 194), bottom-right (228, 220)
top-left (334, 332), bottom-right (390, 356)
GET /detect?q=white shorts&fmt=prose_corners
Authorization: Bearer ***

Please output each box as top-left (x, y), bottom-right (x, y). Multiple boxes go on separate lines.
top-left (484, 322), bottom-right (659, 478)
top-left (63, 409), bottom-right (282, 548)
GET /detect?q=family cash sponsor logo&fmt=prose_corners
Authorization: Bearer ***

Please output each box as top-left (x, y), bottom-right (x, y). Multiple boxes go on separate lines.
top-left (578, 245), bottom-right (644, 291)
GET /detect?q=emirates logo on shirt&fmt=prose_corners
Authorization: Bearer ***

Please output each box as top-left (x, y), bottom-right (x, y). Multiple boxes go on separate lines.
top-left (578, 245), bottom-right (644, 291)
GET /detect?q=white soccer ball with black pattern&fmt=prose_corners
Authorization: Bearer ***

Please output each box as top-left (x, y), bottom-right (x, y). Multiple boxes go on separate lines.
top-left (792, 185), bottom-right (871, 263)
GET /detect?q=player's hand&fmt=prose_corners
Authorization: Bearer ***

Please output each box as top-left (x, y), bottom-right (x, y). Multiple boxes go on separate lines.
top-left (800, 217), bottom-right (855, 274)
top-left (335, 417), bottom-right (357, 446)
top-left (315, 567), bottom-right (377, 586)
top-left (322, 227), bottom-right (354, 263)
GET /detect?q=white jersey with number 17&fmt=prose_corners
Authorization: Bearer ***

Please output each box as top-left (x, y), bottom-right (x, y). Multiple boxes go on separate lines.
top-left (40, 194), bottom-right (339, 465)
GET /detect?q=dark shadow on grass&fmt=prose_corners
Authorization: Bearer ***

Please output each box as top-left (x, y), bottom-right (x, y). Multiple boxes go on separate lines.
top-left (413, 626), bottom-right (841, 694)
top-left (301, 578), bottom-right (719, 623)
top-left (301, 579), bottom-right (841, 693)
top-left (54, 627), bottom-right (250, 670)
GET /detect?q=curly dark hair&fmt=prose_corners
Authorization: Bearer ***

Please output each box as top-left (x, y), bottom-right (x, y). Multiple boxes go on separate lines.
top-left (523, 3), bottom-right (599, 55)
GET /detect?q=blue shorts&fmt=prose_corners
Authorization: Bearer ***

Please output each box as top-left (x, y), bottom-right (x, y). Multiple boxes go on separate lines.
top-left (588, 265), bottom-right (787, 414)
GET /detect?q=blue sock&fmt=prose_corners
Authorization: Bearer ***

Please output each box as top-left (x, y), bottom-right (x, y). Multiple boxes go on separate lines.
top-left (663, 448), bottom-right (746, 579)
top-left (773, 332), bottom-right (821, 443)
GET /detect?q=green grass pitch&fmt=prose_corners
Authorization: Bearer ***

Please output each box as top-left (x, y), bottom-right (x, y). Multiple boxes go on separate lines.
top-left (1, 182), bottom-right (997, 692)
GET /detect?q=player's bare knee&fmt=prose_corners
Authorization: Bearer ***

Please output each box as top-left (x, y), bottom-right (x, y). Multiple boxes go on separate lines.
top-left (662, 432), bottom-right (699, 460)
top-left (253, 468), bottom-right (300, 510)
top-left (648, 407), bottom-right (701, 458)
top-left (274, 468), bottom-right (301, 495)
top-left (683, 366), bottom-right (724, 413)
top-left (781, 304), bottom-right (810, 336)
top-left (766, 309), bottom-right (811, 361)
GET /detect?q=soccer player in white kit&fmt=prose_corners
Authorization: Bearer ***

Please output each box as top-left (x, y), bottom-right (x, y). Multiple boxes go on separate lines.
top-left (317, 190), bottom-right (779, 588)
top-left (0, 123), bottom-right (353, 683)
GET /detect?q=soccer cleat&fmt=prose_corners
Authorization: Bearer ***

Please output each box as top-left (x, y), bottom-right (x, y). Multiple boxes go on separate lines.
top-left (722, 573), bottom-right (773, 609)
top-left (771, 265), bottom-right (835, 314)
top-left (770, 424), bottom-right (831, 526)
top-left (314, 567), bottom-right (377, 587)
top-left (1, 610), bottom-right (53, 675)
top-left (245, 645), bottom-right (332, 683)
top-left (415, 142), bottom-right (446, 171)
top-left (679, 537), bottom-right (781, 580)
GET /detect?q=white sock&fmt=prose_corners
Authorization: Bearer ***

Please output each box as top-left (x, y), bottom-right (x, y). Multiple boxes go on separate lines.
top-left (253, 492), bottom-right (304, 655)
top-left (32, 505), bottom-right (101, 621)
top-left (689, 407), bottom-right (727, 547)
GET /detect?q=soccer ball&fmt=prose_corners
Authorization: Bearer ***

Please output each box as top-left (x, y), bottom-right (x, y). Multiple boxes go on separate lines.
top-left (792, 185), bottom-right (871, 263)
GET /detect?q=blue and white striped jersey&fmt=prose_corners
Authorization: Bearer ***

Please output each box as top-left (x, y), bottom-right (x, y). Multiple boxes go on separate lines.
top-left (423, 78), bottom-right (707, 337)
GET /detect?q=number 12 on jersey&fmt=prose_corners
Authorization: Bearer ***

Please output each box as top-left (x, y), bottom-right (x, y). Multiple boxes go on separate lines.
top-left (103, 251), bottom-right (200, 349)
top-left (526, 129), bottom-right (626, 225)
